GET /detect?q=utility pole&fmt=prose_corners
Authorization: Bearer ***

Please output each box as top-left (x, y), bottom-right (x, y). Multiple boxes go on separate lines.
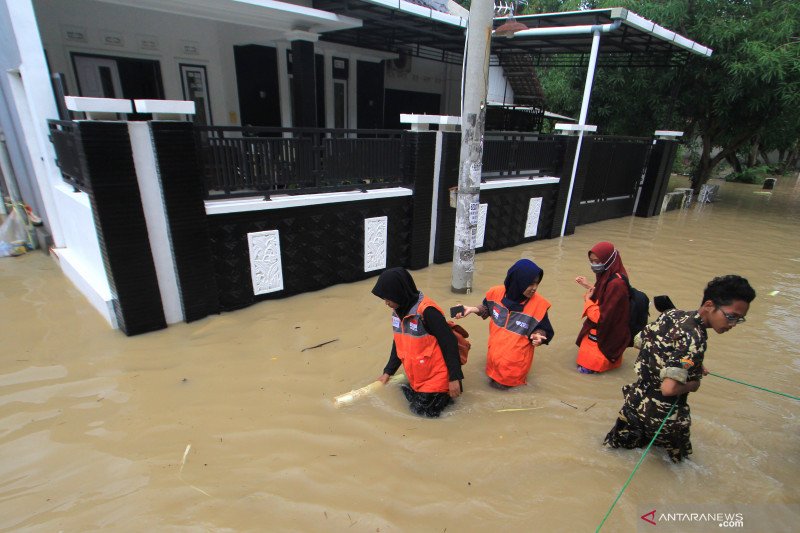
top-left (451, 0), bottom-right (494, 293)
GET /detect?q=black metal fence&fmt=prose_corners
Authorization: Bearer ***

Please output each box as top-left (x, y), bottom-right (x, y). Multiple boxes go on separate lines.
top-left (482, 132), bottom-right (566, 179)
top-left (581, 135), bottom-right (652, 201)
top-left (196, 126), bottom-right (409, 198)
top-left (48, 120), bottom-right (87, 192)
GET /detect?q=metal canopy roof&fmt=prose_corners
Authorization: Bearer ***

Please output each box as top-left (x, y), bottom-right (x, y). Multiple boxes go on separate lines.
top-left (314, 2), bottom-right (712, 67)
top-left (313, 0), bottom-right (468, 63)
top-left (492, 8), bottom-right (713, 67)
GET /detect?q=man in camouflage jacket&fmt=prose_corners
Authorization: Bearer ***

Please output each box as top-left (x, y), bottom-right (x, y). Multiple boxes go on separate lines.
top-left (604, 275), bottom-right (756, 462)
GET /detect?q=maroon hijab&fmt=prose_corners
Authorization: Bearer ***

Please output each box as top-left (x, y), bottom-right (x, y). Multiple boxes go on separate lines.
top-left (576, 242), bottom-right (631, 362)
top-left (589, 241), bottom-right (628, 303)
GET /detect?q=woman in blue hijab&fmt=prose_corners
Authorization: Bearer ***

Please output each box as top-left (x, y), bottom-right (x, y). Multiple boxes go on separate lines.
top-left (456, 259), bottom-right (554, 389)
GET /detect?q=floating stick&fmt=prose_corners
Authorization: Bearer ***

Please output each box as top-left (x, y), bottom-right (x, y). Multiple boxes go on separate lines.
top-left (301, 338), bottom-right (339, 352)
top-left (178, 443), bottom-right (211, 497)
top-left (333, 374), bottom-right (405, 407)
top-left (496, 407), bottom-right (543, 413)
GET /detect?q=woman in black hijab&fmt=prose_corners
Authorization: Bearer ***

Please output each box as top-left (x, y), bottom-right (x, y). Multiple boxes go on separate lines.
top-left (372, 267), bottom-right (463, 417)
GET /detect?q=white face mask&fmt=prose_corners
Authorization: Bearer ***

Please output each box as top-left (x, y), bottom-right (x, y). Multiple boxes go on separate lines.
top-left (590, 249), bottom-right (618, 273)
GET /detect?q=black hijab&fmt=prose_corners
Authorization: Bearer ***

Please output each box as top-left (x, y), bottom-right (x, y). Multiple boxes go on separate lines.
top-left (372, 267), bottom-right (421, 317)
top-left (502, 259), bottom-right (544, 311)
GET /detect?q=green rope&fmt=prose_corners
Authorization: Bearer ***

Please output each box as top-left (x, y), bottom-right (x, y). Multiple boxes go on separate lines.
top-left (597, 372), bottom-right (798, 531)
top-left (710, 372), bottom-right (800, 401)
top-left (596, 401), bottom-right (677, 532)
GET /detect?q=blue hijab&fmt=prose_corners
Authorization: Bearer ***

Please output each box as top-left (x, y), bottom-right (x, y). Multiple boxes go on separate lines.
top-left (503, 259), bottom-right (543, 311)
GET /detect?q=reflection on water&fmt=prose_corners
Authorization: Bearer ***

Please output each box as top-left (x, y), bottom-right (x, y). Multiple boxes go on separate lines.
top-left (1, 177), bottom-right (798, 531)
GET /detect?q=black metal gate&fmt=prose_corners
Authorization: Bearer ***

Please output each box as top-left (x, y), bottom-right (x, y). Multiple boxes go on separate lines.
top-left (576, 136), bottom-right (652, 225)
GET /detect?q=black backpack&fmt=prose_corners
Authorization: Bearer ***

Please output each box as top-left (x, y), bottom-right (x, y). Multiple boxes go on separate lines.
top-left (617, 274), bottom-right (650, 336)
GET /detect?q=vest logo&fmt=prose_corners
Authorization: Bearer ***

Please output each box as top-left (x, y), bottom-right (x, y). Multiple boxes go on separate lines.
top-left (392, 316), bottom-right (400, 328)
top-left (408, 320), bottom-right (418, 332)
top-left (641, 509), bottom-right (657, 525)
top-left (492, 309), bottom-right (500, 319)
top-left (515, 320), bottom-right (528, 329)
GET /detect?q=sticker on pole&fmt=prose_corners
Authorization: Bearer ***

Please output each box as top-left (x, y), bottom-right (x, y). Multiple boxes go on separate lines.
top-left (469, 202), bottom-right (479, 225)
top-left (469, 162), bottom-right (481, 181)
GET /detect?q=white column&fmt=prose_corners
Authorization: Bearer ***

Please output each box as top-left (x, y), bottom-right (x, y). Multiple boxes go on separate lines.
top-left (560, 29), bottom-right (602, 237)
top-left (4, 0), bottom-right (64, 246)
top-left (128, 122), bottom-right (183, 324)
top-left (429, 130), bottom-right (444, 265)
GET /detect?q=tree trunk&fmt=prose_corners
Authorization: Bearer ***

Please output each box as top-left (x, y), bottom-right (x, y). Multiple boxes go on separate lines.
top-left (784, 147), bottom-right (799, 173)
top-left (726, 153), bottom-right (742, 173)
top-left (691, 125), bottom-right (754, 194)
top-left (692, 134), bottom-right (716, 193)
top-left (746, 136), bottom-right (759, 167)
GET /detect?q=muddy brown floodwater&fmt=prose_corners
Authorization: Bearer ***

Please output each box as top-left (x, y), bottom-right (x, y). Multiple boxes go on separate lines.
top-left (1, 176), bottom-right (799, 532)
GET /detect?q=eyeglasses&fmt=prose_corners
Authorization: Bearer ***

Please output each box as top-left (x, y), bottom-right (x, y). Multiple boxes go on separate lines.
top-left (717, 307), bottom-right (746, 325)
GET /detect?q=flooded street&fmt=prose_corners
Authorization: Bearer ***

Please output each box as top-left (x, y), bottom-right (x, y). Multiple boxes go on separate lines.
top-left (1, 176), bottom-right (799, 531)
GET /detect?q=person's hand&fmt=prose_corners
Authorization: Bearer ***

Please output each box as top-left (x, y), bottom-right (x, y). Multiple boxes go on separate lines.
top-left (529, 331), bottom-right (547, 347)
top-left (448, 380), bottom-right (462, 398)
top-left (377, 373), bottom-right (391, 384)
top-left (686, 380), bottom-right (701, 393)
top-left (583, 286), bottom-right (595, 301)
top-left (575, 276), bottom-right (593, 290)
top-left (701, 365), bottom-right (709, 376)
top-left (455, 306), bottom-right (479, 319)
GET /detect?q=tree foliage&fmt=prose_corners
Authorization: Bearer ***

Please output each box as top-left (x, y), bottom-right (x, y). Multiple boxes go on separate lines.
top-left (525, 0), bottom-right (800, 190)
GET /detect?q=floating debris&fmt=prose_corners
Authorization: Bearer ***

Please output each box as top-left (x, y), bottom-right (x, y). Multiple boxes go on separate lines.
top-left (179, 443), bottom-right (211, 497)
top-left (301, 338), bottom-right (339, 352)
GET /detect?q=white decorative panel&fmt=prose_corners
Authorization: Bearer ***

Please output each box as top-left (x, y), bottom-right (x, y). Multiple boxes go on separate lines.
top-left (524, 197), bottom-right (543, 238)
top-left (248, 230), bottom-right (284, 295)
top-left (475, 203), bottom-right (488, 248)
top-left (62, 24), bottom-right (88, 44)
top-left (364, 216), bottom-right (388, 272)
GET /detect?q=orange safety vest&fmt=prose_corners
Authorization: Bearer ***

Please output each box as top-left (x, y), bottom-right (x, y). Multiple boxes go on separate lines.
top-left (484, 286), bottom-right (551, 387)
top-left (393, 293), bottom-right (450, 393)
top-left (575, 299), bottom-right (623, 373)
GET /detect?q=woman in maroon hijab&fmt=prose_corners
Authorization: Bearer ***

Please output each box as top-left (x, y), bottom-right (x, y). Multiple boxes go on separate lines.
top-left (574, 241), bottom-right (631, 373)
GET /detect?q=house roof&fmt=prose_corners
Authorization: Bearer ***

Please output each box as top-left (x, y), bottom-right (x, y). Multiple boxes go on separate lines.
top-left (96, 1), bottom-right (711, 68)
top-left (492, 8), bottom-right (713, 67)
top-left (313, 0), bottom-right (468, 63)
top-left (96, 0), bottom-right (363, 33)
top-left (316, 3), bottom-right (712, 67)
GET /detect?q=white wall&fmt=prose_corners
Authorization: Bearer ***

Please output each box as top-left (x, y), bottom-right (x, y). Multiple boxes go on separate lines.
top-left (488, 60), bottom-right (514, 105)
top-left (385, 55), bottom-right (461, 116)
top-left (33, 0), bottom-right (233, 125)
top-left (32, 0), bottom-right (411, 127)
top-left (50, 185), bottom-right (116, 326)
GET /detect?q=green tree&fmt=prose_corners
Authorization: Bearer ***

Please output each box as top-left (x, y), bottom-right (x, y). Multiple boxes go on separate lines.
top-left (533, 0), bottom-right (800, 192)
